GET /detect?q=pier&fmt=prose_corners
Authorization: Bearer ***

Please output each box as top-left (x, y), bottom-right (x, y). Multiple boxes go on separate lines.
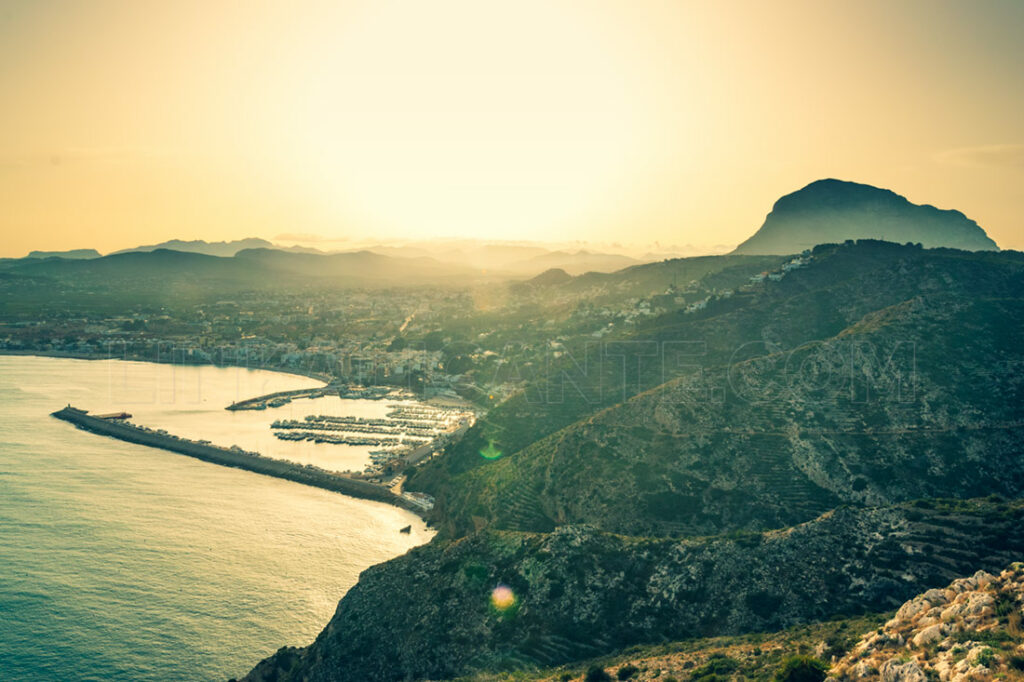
top-left (51, 406), bottom-right (424, 515)
top-left (226, 386), bottom-right (334, 411)
top-left (225, 383), bottom-right (415, 411)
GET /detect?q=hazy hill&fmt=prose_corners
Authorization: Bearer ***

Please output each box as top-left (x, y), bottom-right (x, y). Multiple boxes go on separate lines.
top-left (25, 248), bottom-right (101, 259)
top-left (0, 247), bottom-right (493, 310)
top-left (732, 179), bottom-right (999, 255)
top-left (233, 248), bottom-right (483, 284)
top-left (551, 253), bottom-right (784, 299)
top-left (12, 248), bottom-right (260, 281)
top-left (365, 243), bottom-right (642, 276)
top-left (524, 267), bottom-right (573, 287)
top-left (506, 249), bottom-right (640, 276)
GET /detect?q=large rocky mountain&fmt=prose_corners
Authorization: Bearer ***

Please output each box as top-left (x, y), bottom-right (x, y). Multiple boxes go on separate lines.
top-left (419, 241), bottom-right (1024, 539)
top-left (731, 180), bottom-right (999, 255)
top-left (236, 241), bottom-right (1024, 681)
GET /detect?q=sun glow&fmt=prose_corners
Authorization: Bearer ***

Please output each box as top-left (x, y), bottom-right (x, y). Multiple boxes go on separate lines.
top-left (263, 0), bottom-right (656, 241)
top-left (1, 0), bottom-right (1023, 256)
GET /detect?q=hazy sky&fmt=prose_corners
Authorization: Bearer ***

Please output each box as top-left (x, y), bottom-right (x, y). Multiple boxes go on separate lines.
top-left (1, 0), bottom-right (1022, 257)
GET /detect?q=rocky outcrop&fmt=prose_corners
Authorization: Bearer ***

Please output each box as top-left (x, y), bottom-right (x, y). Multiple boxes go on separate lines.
top-left (242, 500), bottom-right (1024, 681)
top-left (732, 179), bottom-right (999, 255)
top-left (830, 563), bottom-right (1024, 681)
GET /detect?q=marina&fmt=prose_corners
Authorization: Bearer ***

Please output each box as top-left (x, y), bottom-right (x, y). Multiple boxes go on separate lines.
top-left (269, 402), bottom-right (475, 478)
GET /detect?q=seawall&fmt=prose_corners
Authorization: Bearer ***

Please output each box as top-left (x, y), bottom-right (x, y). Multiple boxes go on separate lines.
top-left (51, 406), bottom-right (423, 515)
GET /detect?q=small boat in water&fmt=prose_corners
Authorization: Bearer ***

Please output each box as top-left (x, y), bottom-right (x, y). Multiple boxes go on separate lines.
top-left (399, 525), bottom-right (411, 534)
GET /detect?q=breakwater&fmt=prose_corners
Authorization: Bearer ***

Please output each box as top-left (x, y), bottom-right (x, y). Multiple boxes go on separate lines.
top-left (51, 406), bottom-right (422, 514)
top-left (226, 386), bottom-right (333, 411)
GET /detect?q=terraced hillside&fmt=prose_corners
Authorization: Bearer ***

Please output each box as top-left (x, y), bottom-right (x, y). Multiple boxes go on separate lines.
top-left (241, 499), bottom-right (1024, 682)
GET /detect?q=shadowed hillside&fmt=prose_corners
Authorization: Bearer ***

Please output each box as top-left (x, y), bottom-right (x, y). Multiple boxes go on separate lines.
top-left (414, 242), bottom-right (1024, 538)
top-left (242, 499), bottom-right (1024, 682)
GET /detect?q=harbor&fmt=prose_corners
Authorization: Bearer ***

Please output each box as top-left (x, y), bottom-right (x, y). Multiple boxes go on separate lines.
top-left (51, 406), bottom-right (428, 515)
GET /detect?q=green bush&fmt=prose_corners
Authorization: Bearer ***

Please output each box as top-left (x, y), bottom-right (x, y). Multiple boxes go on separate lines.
top-left (617, 664), bottom-right (640, 680)
top-left (585, 666), bottom-right (613, 682)
top-left (691, 654), bottom-right (738, 680)
top-left (774, 655), bottom-right (828, 682)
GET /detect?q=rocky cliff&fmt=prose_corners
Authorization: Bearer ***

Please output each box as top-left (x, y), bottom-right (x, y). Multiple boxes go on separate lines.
top-left (830, 563), bottom-right (1024, 681)
top-left (242, 499), bottom-right (1024, 681)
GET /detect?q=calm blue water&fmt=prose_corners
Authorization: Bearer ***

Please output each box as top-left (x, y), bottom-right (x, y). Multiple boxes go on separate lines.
top-left (0, 356), bottom-right (431, 681)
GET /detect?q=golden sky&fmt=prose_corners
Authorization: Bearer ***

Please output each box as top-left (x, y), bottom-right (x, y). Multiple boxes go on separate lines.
top-left (1, 0), bottom-right (1022, 257)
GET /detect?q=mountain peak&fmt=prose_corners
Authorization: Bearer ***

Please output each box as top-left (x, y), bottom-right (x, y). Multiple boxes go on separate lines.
top-left (732, 179), bottom-right (998, 254)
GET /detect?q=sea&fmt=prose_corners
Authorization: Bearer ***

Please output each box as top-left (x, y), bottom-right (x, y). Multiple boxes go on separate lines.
top-left (0, 355), bottom-right (432, 681)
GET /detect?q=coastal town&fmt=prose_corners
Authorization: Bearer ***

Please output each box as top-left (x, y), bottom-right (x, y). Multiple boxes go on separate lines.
top-left (0, 251), bottom-right (810, 413)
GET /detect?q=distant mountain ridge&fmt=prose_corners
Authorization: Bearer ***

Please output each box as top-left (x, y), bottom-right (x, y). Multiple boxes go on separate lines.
top-left (25, 248), bottom-right (101, 260)
top-left (364, 244), bottom-right (642, 276)
top-left (732, 179), bottom-right (999, 255)
top-left (113, 237), bottom-right (275, 257)
top-left (508, 249), bottom-right (639, 276)
top-left (0, 246), bottom-right (493, 296)
top-left (15, 238), bottom-right (648, 276)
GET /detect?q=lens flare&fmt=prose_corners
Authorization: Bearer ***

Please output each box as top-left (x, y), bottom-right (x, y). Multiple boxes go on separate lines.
top-left (479, 440), bottom-right (502, 460)
top-left (490, 584), bottom-right (516, 612)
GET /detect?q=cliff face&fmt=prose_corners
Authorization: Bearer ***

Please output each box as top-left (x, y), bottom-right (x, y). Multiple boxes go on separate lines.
top-left (242, 500), bottom-right (1024, 681)
top-left (493, 562), bottom-right (1024, 682)
top-left (731, 180), bottom-right (999, 255)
